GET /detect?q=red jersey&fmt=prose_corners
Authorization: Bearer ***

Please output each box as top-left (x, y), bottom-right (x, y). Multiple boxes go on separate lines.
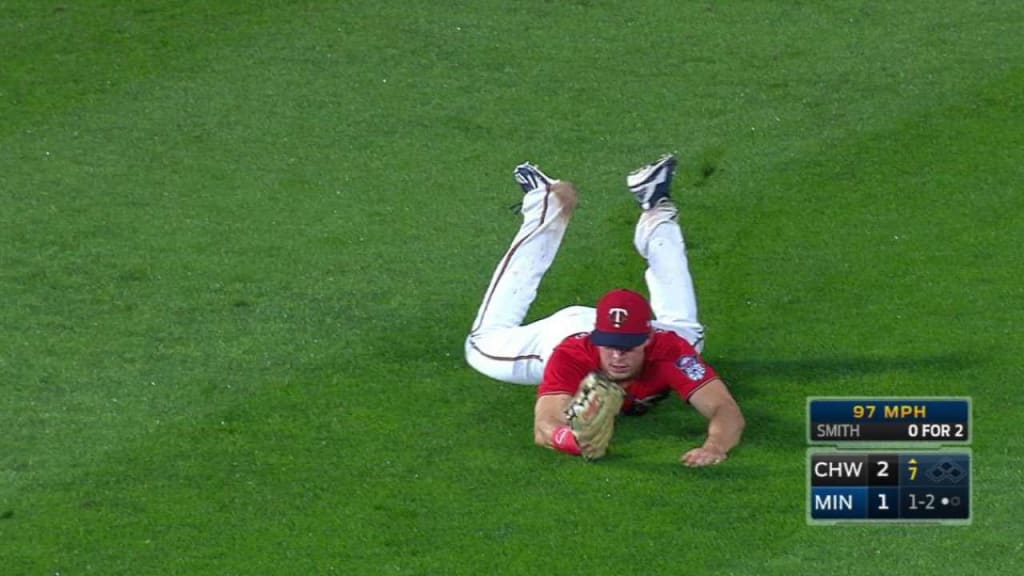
top-left (539, 330), bottom-right (719, 414)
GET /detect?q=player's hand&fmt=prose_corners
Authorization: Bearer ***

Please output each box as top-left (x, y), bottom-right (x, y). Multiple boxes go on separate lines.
top-left (681, 446), bottom-right (727, 467)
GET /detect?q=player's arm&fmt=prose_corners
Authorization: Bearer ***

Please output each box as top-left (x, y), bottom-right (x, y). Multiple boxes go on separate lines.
top-left (533, 393), bottom-right (577, 454)
top-left (534, 343), bottom-right (592, 456)
top-left (682, 377), bottom-right (745, 467)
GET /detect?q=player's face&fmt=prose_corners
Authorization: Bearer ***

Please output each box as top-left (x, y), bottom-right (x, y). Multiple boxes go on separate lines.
top-left (597, 339), bottom-right (649, 381)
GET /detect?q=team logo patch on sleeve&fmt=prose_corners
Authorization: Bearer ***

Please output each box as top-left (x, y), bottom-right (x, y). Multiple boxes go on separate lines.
top-left (675, 355), bottom-right (707, 381)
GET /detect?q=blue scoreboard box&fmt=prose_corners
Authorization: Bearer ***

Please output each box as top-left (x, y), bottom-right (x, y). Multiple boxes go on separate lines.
top-left (808, 397), bottom-right (971, 444)
top-left (807, 450), bottom-right (971, 524)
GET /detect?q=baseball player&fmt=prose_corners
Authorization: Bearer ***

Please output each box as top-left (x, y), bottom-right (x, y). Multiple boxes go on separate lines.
top-left (465, 154), bottom-right (744, 466)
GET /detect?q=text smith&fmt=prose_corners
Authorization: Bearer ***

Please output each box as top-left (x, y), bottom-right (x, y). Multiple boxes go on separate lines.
top-left (817, 423), bottom-right (861, 438)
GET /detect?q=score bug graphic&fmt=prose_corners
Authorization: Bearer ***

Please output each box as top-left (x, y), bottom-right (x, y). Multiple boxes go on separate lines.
top-left (807, 451), bottom-right (971, 523)
top-left (806, 397), bottom-right (972, 525)
top-left (808, 397), bottom-right (970, 444)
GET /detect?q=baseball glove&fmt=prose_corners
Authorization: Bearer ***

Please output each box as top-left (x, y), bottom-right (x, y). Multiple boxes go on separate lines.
top-left (565, 372), bottom-right (626, 460)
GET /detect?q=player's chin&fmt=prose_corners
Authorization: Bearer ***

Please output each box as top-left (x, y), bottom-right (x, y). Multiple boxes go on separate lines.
top-left (605, 367), bottom-right (636, 381)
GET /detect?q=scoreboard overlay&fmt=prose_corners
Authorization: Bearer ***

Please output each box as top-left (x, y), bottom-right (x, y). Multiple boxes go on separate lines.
top-left (808, 397), bottom-right (971, 445)
top-left (806, 397), bottom-right (972, 525)
top-left (807, 449), bottom-right (972, 524)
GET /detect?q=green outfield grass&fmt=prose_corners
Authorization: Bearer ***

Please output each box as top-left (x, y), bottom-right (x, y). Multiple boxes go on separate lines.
top-left (2, 1), bottom-right (1022, 574)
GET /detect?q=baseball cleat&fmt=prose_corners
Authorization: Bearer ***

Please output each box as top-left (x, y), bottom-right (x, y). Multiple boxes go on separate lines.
top-left (627, 154), bottom-right (677, 210)
top-left (514, 162), bottom-right (556, 193)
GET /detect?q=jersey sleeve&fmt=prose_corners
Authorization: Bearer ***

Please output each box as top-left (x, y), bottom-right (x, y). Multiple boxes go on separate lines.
top-left (660, 354), bottom-right (719, 400)
top-left (649, 333), bottom-right (720, 400)
top-left (538, 344), bottom-right (593, 397)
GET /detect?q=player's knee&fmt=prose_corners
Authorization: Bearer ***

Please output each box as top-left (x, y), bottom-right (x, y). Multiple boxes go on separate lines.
top-left (464, 336), bottom-right (491, 376)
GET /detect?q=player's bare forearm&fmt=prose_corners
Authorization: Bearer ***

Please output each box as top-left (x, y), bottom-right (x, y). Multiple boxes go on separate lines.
top-left (533, 394), bottom-right (572, 448)
top-left (702, 400), bottom-right (745, 454)
top-left (683, 378), bottom-right (745, 467)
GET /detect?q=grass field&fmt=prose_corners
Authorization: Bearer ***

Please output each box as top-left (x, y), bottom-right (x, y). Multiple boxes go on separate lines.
top-left (2, 1), bottom-right (1023, 574)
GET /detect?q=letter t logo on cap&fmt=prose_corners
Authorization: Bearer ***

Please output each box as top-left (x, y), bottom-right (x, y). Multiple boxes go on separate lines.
top-left (608, 307), bottom-right (628, 327)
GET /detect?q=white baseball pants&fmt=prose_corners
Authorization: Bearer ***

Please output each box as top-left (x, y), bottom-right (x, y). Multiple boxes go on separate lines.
top-left (465, 185), bottom-right (704, 385)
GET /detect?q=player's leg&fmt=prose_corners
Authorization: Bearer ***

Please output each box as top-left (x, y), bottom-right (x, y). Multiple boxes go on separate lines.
top-left (465, 163), bottom-right (583, 384)
top-left (468, 305), bottom-right (595, 385)
top-left (627, 154), bottom-right (706, 350)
